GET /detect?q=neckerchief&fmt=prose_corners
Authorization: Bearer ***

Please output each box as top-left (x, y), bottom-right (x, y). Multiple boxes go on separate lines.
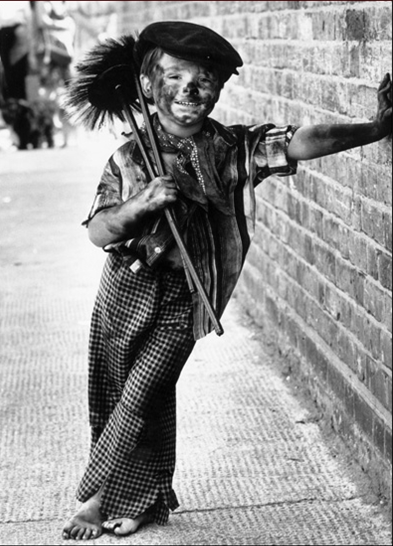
top-left (140, 114), bottom-right (234, 216)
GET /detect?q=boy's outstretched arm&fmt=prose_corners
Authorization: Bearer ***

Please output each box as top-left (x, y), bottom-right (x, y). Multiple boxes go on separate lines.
top-left (287, 73), bottom-right (392, 161)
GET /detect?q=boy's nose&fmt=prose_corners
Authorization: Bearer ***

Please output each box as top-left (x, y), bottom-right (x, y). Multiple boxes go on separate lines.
top-left (183, 81), bottom-right (199, 95)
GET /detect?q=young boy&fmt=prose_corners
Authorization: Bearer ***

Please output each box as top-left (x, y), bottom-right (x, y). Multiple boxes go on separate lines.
top-left (63, 21), bottom-right (391, 541)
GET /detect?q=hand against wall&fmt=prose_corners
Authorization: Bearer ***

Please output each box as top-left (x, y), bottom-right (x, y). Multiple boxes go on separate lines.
top-left (374, 73), bottom-right (392, 139)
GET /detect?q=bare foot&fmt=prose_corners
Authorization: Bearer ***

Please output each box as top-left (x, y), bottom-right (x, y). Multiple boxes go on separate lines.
top-left (62, 496), bottom-right (105, 540)
top-left (102, 508), bottom-right (155, 536)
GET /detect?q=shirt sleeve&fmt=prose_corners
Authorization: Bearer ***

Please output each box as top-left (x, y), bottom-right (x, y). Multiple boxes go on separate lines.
top-left (251, 124), bottom-right (299, 187)
top-left (82, 141), bottom-right (132, 227)
top-left (265, 125), bottom-right (298, 175)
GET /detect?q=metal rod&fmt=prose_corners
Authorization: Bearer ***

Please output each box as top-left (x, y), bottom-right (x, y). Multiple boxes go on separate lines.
top-left (115, 85), bottom-right (224, 336)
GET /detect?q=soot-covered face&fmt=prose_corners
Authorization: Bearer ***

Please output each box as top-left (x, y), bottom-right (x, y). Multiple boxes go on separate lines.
top-left (140, 53), bottom-right (221, 135)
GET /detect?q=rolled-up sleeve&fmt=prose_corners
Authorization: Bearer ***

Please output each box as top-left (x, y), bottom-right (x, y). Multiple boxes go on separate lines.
top-left (81, 140), bottom-right (145, 227)
top-left (82, 155), bottom-right (124, 226)
top-left (264, 125), bottom-right (299, 176)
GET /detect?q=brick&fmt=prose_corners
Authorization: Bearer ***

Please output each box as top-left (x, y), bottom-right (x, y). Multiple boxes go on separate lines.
top-left (361, 200), bottom-right (385, 244)
top-left (338, 224), bottom-right (350, 260)
top-left (363, 5), bottom-right (393, 41)
top-left (383, 212), bottom-right (392, 252)
top-left (335, 258), bottom-right (360, 301)
top-left (348, 234), bottom-right (368, 271)
top-left (366, 243), bottom-right (380, 281)
top-left (376, 170), bottom-right (393, 208)
top-left (326, 363), bottom-right (346, 406)
top-left (347, 42), bottom-right (360, 78)
top-left (373, 416), bottom-right (385, 457)
top-left (266, 237), bottom-right (279, 261)
top-left (279, 246), bottom-right (298, 281)
top-left (351, 196), bottom-right (362, 232)
top-left (364, 355), bottom-right (377, 390)
top-left (313, 10), bottom-right (345, 41)
top-left (359, 163), bottom-right (379, 201)
top-left (308, 207), bottom-right (324, 239)
top-left (345, 9), bottom-right (366, 41)
top-left (275, 183), bottom-right (289, 215)
top-left (359, 42), bottom-right (392, 82)
top-left (385, 428), bottom-right (392, 463)
top-left (352, 313), bottom-right (366, 347)
top-left (355, 348), bottom-right (367, 383)
top-left (354, 271), bottom-right (364, 307)
top-left (310, 302), bottom-right (339, 349)
top-left (265, 294), bottom-right (280, 326)
top-left (329, 186), bottom-right (353, 225)
top-left (304, 335), bottom-right (328, 382)
top-left (343, 381), bottom-right (355, 418)
top-left (284, 314), bottom-right (300, 349)
top-left (294, 289), bottom-right (308, 323)
top-left (287, 193), bottom-right (302, 224)
top-left (369, 366), bottom-right (392, 412)
top-left (324, 284), bottom-right (342, 321)
top-left (276, 218), bottom-right (291, 244)
top-left (312, 176), bottom-right (328, 209)
top-left (363, 278), bottom-right (385, 322)
top-left (348, 83), bottom-right (378, 121)
top-left (363, 318), bottom-right (381, 361)
top-left (300, 265), bottom-right (323, 305)
top-left (314, 242), bottom-right (336, 283)
top-left (339, 297), bottom-right (353, 331)
top-left (247, 241), bottom-right (269, 274)
top-left (324, 217), bottom-right (342, 252)
top-left (336, 329), bottom-right (356, 371)
top-left (384, 294), bottom-right (392, 333)
top-left (378, 252), bottom-right (392, 290)
top-left (380, 330), bottom-right (392, 369)
top-left (353, 390), bottom-right (373, 439)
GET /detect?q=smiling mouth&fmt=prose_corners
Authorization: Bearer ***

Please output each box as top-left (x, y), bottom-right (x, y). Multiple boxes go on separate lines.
top-left (176, 101), bottom-right (202, 107)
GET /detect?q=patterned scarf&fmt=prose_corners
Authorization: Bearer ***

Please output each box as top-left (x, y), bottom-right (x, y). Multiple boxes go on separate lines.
top-left (140, 114), bottom-right (233, 216)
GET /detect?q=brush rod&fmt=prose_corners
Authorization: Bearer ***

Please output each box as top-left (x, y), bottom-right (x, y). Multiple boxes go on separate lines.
top-left (116, 85), bottom-right (224, 336)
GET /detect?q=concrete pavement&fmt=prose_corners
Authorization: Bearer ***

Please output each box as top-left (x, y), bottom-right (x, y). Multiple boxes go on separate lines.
top-left (0, 138), bottom-right (391, 545)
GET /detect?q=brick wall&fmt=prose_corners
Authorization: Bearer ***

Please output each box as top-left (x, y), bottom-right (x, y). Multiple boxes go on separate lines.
top-left (118, 1), bottom-right (392, 499)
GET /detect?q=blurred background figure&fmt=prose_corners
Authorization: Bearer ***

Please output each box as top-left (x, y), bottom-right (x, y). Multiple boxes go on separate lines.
top-left (67, 1), bottom-right (118, 57)
top-left (31, 0), bottom-right (76, 148)
top-left (0, 1), bottom-right (33, 100)
top-left (31, 1), bottom-right (75, 86)
top-left (0, 1), bottom-right (76, 150)
top-left (0, 1), bottom-right (120, 151)
top-left (0, 1), bottom-right (42, 150)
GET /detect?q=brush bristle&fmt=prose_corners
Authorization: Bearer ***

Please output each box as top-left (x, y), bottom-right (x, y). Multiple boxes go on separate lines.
top-left (64, 35), bottom-right (141, 129)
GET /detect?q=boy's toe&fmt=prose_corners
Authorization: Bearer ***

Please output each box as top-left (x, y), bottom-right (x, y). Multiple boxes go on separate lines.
top-left (70, 525), bottom-right (82, 539)
top-left (76, 527), bottom-right (86, 541)
top-left (103, 520), bottom-right (121, 532)
top-left (82, 528), bottom-right (92, 540)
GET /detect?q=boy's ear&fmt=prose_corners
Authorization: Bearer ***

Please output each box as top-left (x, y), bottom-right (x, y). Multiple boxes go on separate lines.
top-left (140, 75), bottom-right (153, 99)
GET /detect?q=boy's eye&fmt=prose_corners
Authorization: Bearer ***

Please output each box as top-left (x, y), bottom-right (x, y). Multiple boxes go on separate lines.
top-left (200, 74), bottom-right (217, 85)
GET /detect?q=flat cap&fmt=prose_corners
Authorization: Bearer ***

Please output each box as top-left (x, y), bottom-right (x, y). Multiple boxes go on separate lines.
top-left (134, 21), bottom-right (243, 82)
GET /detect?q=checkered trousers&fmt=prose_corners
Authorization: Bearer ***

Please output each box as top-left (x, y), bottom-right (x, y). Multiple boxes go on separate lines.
top-left (76, 253), bottom-right (196, 524)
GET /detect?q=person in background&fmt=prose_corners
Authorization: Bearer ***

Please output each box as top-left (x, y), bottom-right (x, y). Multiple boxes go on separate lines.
top-left (0, 1), bottom-right (34, 100)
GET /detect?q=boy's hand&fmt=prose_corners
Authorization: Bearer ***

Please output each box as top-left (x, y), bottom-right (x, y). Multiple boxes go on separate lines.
top-left (288, 73), bottom-right (392, 161)
top-left (141, 175), bottom-right (178, 212)
top-left (374, 73), bottom-right (392, 139)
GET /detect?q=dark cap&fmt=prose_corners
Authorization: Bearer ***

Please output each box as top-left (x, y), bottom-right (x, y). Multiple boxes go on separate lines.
top-left (134, 21), bottom-right (243, 82)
